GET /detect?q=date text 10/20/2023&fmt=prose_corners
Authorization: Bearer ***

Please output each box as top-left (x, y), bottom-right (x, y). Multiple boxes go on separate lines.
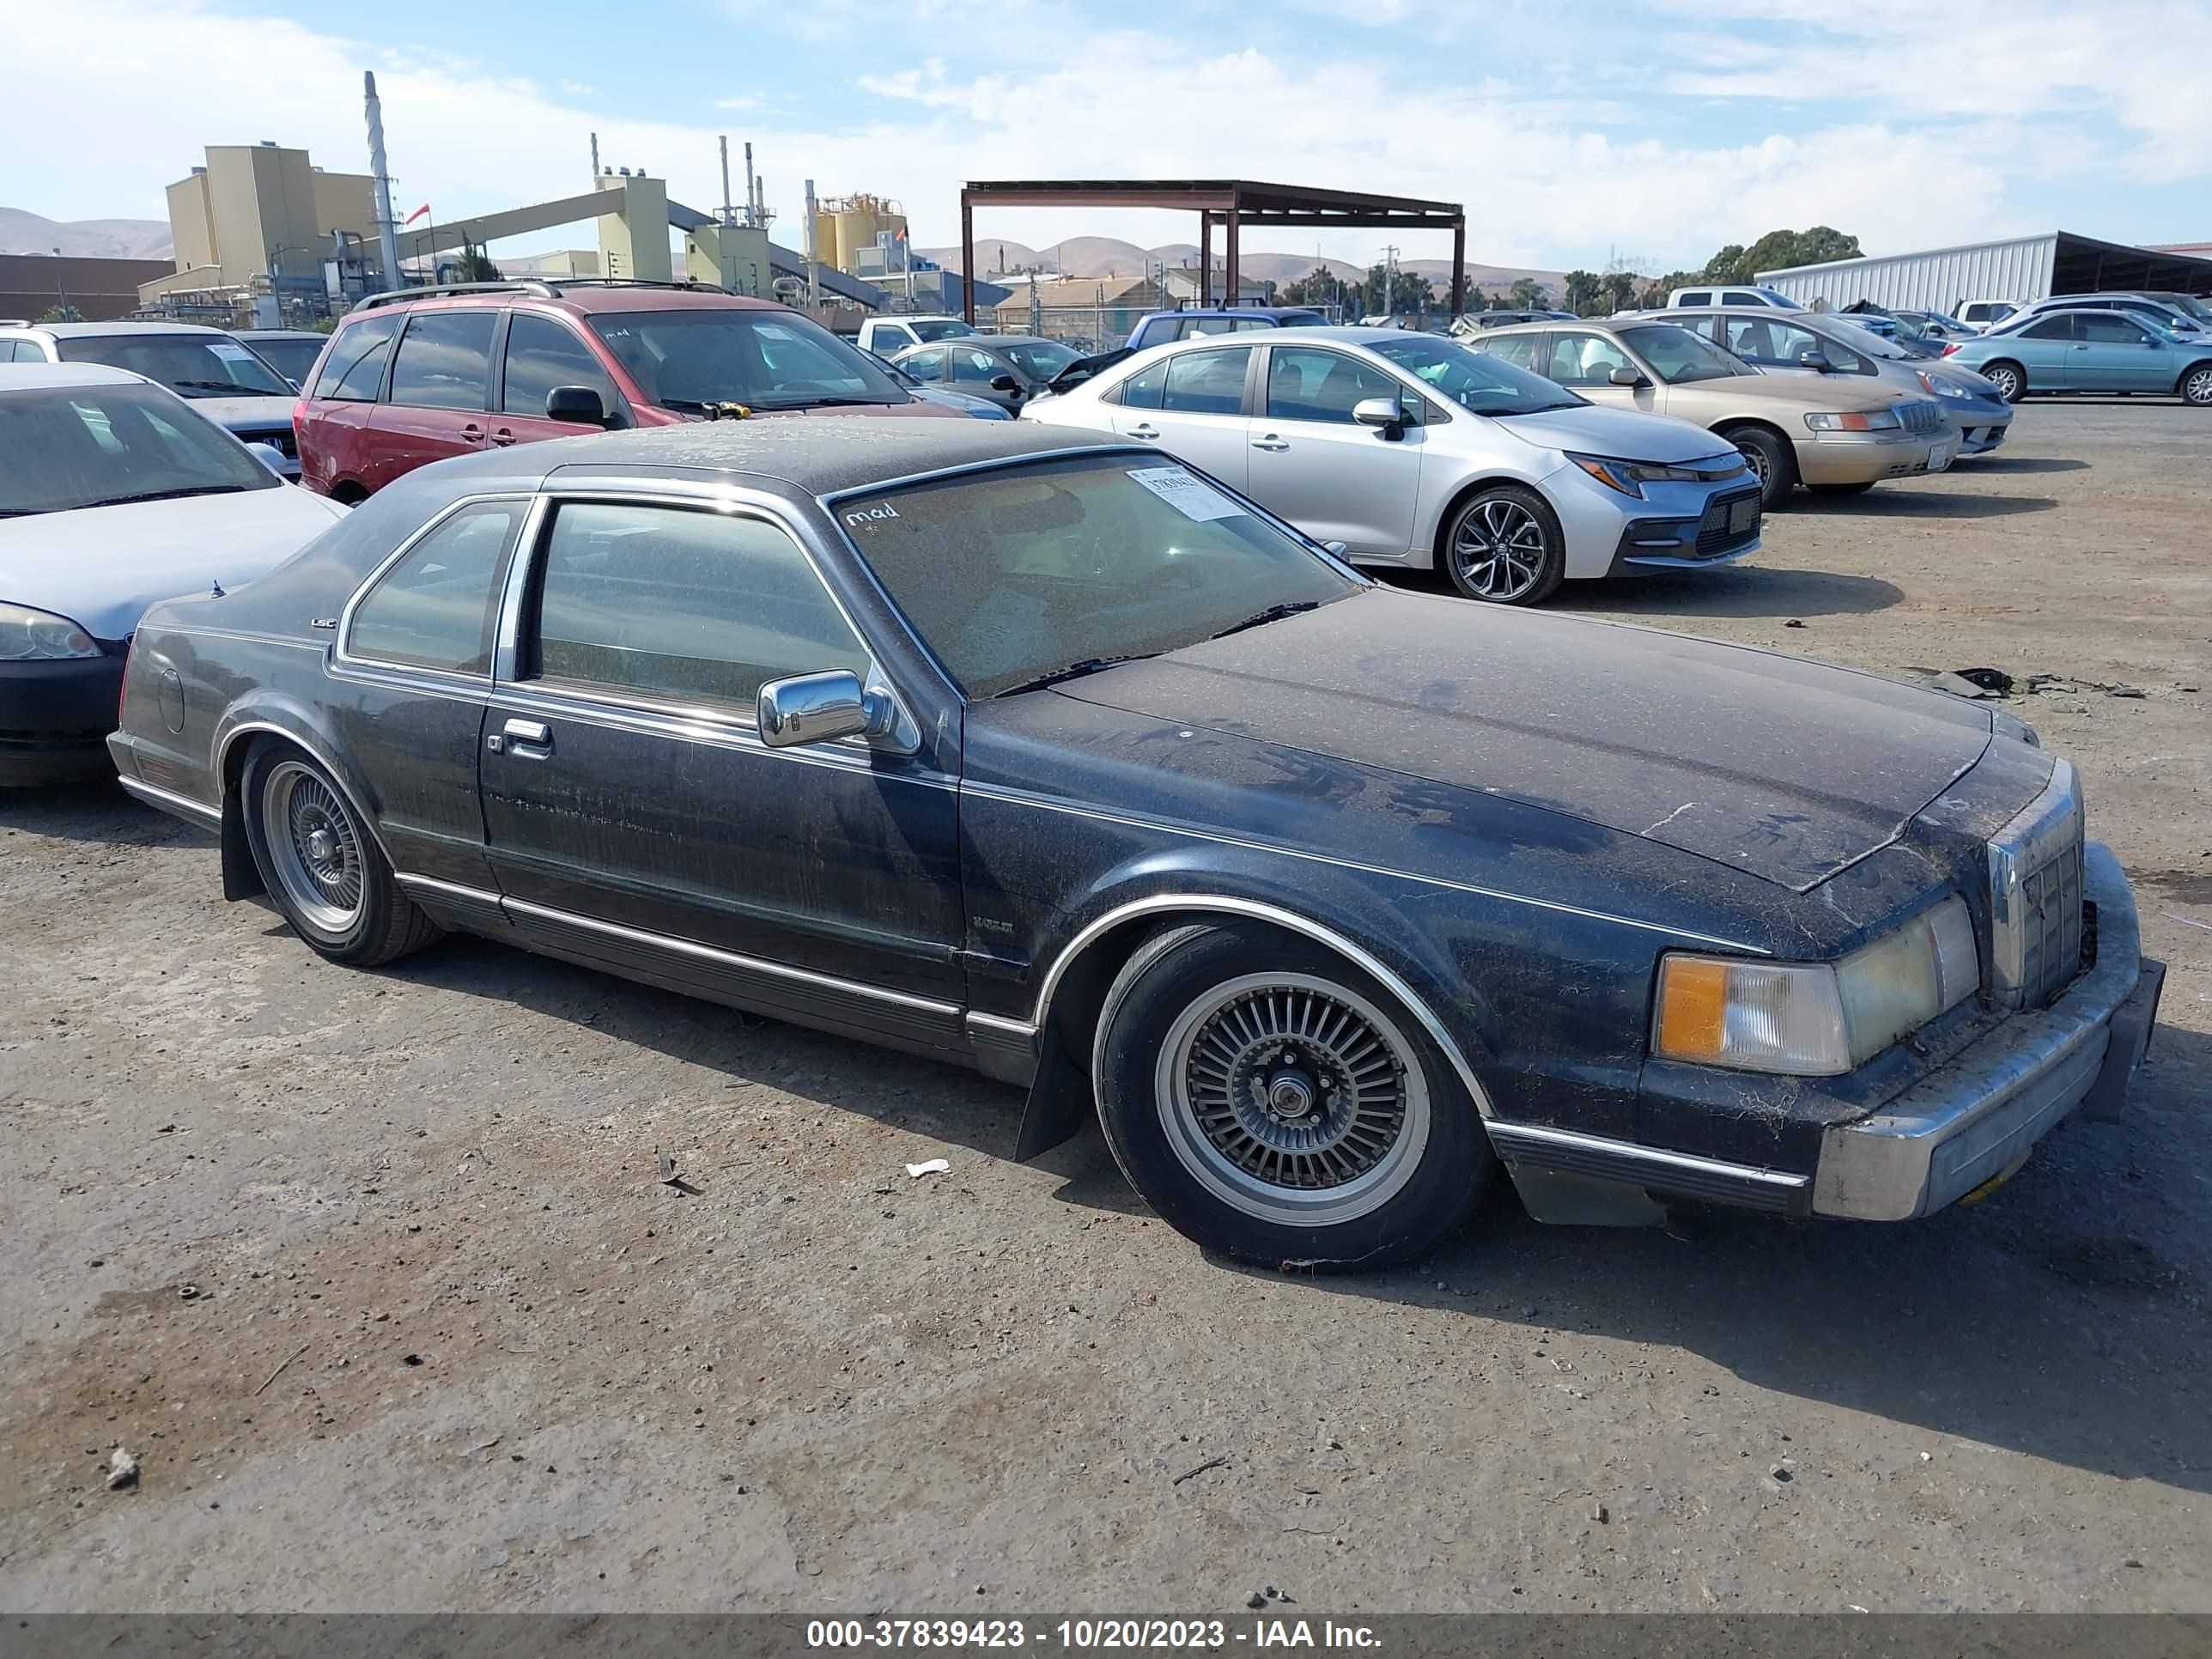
top-left (805, 1619), bottom-right (1383, 1649)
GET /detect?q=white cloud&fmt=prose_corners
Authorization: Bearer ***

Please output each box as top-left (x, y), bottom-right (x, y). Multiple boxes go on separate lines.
top-left (559, 79), bottom-right (594, 96)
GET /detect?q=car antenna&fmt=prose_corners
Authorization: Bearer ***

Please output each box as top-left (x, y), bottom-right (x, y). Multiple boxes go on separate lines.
top-left (210, 578), bottom-right (226, 598)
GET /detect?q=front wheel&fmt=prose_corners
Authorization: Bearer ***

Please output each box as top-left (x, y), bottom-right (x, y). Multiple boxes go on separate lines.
top-left (241, 742), bottom-right (441, 966)
top-left (1980, 361), bottom-right (2026, 403)
top-left (1093, 923), bottom-right (1495, 1270)
top-left (1442, 484), bottom-right (1565, 605)
top-left (1728, 427), bottom-right (1798, 511)
top-left (2181, 363), bottom-right (2212, 407)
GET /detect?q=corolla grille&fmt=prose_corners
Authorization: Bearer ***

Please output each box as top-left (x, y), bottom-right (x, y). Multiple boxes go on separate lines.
top-left (1986, 759), bottom-right (2086, 1009)
top-left (1899, 399), bottom-right (1945, 435)
top-left (1695, 488), bottom-right (1763, 558)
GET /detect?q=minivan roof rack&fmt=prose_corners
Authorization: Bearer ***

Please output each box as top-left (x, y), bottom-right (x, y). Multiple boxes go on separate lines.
top-left (349, 276), bottom-right (731, 313)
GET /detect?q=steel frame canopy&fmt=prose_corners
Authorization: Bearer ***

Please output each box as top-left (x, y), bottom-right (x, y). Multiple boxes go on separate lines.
top-left (958, 179), bottom-right (1467, 321)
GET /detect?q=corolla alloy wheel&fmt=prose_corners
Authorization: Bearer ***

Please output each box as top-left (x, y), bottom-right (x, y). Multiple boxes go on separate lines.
top-left (262, 760), bottom-right (365, 936)
top-left (1155, 972), bottom-right (1431, 1227)
top-left (2184, 365), bottom-right (2212, 407)
top-left (1446, 485), bottom-right (1564, 605)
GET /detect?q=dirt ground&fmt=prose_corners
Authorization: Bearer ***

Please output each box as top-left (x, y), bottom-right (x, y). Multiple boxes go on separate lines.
top-left (3, 400), bottom-right (2208, 1615)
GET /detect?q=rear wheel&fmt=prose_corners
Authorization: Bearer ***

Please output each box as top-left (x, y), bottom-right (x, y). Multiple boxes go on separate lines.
top-left (1093, 923), bottom-right (1494, 1270)
top-left (2181, 363), bottom-right (2212, 407)
top-left (241, 742), bottom-right (441, 966)
top-left (1980, 361), bottom-right (2026, 403)
top-left (1726, 427), bottom-right (1797, 511)
top-left (1442, 484), bottom-right (1565, 605)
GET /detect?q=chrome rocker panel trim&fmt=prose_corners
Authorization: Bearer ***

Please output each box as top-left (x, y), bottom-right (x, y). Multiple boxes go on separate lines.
top-left (1486, 1121), bottom-right (1809, 1214)
top-left (117, 774), bottom-right (223, 830)
top-left (1814, 840), bottom-right (2151, 1222)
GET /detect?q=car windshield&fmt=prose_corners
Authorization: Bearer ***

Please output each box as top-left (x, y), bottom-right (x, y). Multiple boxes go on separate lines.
top-left (586, 309), bottom-right (910, 411)
top-left (1619, 325), bottom-right (1747, 384)
top-left (55, 333), bottom-right (293, 398)
top-left (999, 340), bottom-right (1079, 381)
top-left (0, 383), bottom-right (277, 517)
top-left (2146, 293), bottom-right (2212, 324)
top-left (1820, 319), bottom-right (1916, 361)
top-left (909, 319), bottom-right (977, 343)
top-left (1364, 334), bottom-right (1586, 415)
top-left (243, 336), bottom-right (325, 388)
top-left (834, 452), bottom-right (1360, 698)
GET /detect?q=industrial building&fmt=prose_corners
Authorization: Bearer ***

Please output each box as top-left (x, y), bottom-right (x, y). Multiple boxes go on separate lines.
top-left (0, 252), bottom-right (173, 322)
top-left (1757, 230), bottom-right (2212, 312)
top-left (141, 142), bottom-right (378, 312)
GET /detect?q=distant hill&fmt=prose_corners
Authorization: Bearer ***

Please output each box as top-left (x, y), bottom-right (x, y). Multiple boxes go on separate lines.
top-left (0, 207), bottom-right (173, 260)
top-left (917, 236), bottom-right (1564, 298)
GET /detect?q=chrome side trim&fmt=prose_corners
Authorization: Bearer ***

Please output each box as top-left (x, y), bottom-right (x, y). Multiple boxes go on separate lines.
top-left (118, 775), bottom-right (223, 830)
top-left (394, 872), bottom-right (503, 908)
top-left (1487, 1121), bottom-right (1808, 1206)
top-left (501, 896), bottom-right (963, 1018)
top-left (965, 1011), bottom-right (1040, 1042)
top-left (1027, 892), bottom-right (1500, 1121)
top-left (966, 782), bottom-right (1768, 954)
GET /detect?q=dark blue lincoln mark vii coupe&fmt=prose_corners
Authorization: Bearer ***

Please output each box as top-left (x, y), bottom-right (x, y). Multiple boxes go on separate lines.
top-left (109, 422), bottom-right (2163, 1268)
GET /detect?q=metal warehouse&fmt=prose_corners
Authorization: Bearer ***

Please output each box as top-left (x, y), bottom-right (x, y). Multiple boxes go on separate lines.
top-left (1757, 231), bottom-right (2212, 312)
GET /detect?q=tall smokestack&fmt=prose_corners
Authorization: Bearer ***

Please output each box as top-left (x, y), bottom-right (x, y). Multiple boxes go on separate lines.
top-left (363, 72), bottom-right (401, 289)
top-left (744, 143), bottom-right (757, 229)
top-left (719, 135), bottom-right (734, 226)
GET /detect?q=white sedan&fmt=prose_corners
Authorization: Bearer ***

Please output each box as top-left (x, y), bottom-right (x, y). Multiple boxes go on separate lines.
top-left (0, 362), bottom-right (349, 784)
top-left (1023, 325), bottom-right (1761, 605)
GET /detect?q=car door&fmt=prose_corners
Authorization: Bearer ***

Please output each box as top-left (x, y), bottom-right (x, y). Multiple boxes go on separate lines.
top-left (477, 492), bottom-right (965, 1013)
top-left (1541, 330), bottom-right (1648, 411)
top-left (2069, 311), bottom-right (2166, 392)
top-left (326, 497), bottom-right (531, 890)
top-left (2005, 313), bottom-right (2076, 390)
top-left (1245, 343), bottom-right (1424, 556)
top-left (1109, 343), bottom-right (1255, 491)
top-left (364, 309), bottom-right (497, 490)
top-left (490, 309), bottom-right (628, 448)
top-left (948, 343), bottom-right (1023, 410)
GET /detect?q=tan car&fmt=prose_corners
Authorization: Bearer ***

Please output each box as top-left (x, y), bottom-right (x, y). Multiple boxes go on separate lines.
top-left (1471, 319), bottom-right (1952, 509)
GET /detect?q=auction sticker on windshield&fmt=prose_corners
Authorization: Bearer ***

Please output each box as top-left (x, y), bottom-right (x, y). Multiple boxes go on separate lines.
top-left (1127, 466), bottom-right (1245, 522)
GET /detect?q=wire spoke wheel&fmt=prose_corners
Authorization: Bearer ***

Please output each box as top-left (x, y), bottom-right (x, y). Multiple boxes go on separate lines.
top-left (260, 760), bottom-right (366, 938)
top-left (1738, 440), bottom-right (1771, 489)
top-left (1155, 972), bottom-right (1431, 1226)
top-left (1450, 497), bottom-right (1550, 601)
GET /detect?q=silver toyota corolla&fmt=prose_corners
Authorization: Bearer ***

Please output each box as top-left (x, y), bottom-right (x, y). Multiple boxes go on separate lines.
top-left (1022, 325), bottom-right (1761, 605)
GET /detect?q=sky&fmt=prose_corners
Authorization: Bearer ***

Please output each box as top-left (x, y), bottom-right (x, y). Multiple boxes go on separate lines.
top-left (4, 0), bottom-right (2209, 274)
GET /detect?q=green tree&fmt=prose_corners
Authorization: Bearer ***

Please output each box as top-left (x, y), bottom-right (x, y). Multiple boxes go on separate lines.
top-left (1702, 228), bottom-right (1861, 287)
top-left (1601, 270), bottom-right (1638, 314)
top-left (1507, 276), bottom-right (1548, 309)
top-left (454, 245), bottom-right (503, 283)
top-left (1362, 263), bottom-right (1435, 317)
top-left (37, 304), bottom-right (82, 324)
top-left (1702, 243), bottom-right (1750, 285)
top-left (1563, 270), bottom-right (1601, 315)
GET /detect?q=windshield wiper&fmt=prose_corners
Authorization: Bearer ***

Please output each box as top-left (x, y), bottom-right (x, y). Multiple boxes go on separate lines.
top-left (1208, 599), bottom-right (1322, 641)
top-left (762, 394), bottom-right (902, 409)
top-left (994, 654), bottom-right (1158, 697)
top-left (165, 380), bottom-right (255, 396)
top-left (1486, 401), bottom-right (1584, 416)
top-left (101, 484), bottom-right (252, 507)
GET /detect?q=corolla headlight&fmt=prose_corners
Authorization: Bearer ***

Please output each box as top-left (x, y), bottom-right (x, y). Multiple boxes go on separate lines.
top-left (1653, 897), bottom-right (1978, 1076)
top-left (1803, 409), bottom-right (1904, 432)
top-left (0, 601), bottom-right (101, 661)
top-left (1915, 370), bottom-right (1978, 400)
top-left (1567, 453), bottom-right (1741, 498)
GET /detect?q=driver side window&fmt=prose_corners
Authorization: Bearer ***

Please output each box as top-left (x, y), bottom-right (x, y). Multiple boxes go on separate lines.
top-left (1544, 331), bottom-right (1631, 387)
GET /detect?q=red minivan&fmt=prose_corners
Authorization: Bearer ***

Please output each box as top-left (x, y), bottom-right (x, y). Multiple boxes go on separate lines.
top-left (295, 280), bottom-right (963, 500)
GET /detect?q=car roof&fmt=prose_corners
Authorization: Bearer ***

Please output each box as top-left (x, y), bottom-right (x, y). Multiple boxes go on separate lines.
top-left (10, 320), bottom-right (228, 337)
top-left (232, 328), bottom-right (328, 341)
top-left (432, 416), bottom-right (1133, 497)
top-left (0, 361), bottom-right (153, 391)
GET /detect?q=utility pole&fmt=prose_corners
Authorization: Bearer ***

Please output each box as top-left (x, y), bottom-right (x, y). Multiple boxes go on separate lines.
top-left (803, 179), bottom-right (820, 304)
top-left (363, 72), bottom-right (402, 292)
top-left (52, 248), bottom-right (70, 320)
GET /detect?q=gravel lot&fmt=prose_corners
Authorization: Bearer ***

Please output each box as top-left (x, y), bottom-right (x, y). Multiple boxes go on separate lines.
top-left (3, 400), bottom-right (2207, 1614)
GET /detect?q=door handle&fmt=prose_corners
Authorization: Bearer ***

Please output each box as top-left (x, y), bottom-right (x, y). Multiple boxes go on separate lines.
top-left (462, 423), bottom-right (484, 441)
top-left (489, 427), bottom-right (518, 446)
top-left (1127, 423), bottom-right (1160, 439)
top-left (494, 717), bottom-right (552, 757)
top-left (1251, 434), bottom-right (1290, 451)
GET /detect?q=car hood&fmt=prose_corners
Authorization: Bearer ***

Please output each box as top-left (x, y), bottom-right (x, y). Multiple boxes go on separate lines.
top-left (185, 394), bottom-right (301, 428)
top-left (0, 485), bottom-right (346, 640)
top-left (1487, 403), bottom-right (1735, 465)
top-left (1055, 588), bottom-right (1996, 891)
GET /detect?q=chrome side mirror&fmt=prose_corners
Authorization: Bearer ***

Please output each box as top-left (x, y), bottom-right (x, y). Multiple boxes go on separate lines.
top-left (1608, 365), bottom-right (1651, 387)
top-left (1798, 349), bottom-right (1834, 373)
top-left (757, 670), bottom-right (909, 752)
top-left (1352, 397), bottom-right (1411, 439)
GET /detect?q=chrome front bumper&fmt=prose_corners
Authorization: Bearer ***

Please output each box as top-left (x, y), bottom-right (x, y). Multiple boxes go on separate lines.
top-left (1813, 842), bottom-right (2163, 1220)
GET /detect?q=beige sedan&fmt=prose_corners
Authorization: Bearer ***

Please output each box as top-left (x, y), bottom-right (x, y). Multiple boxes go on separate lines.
top-left (1471, 319), bottom-right (1953, 509)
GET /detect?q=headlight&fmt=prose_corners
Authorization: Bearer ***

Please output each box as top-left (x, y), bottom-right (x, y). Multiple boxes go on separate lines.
top-left (1653, 897), bottom-right (1978, 1075)
top-left (1915, 370), bottom-right (1976, 400)
top-left (1568, 453), bottom-right (1742, 498)
top-left (0, 601), bottom-right (101, 661)
top-left (1803, 409), bottom-right (1904, 432)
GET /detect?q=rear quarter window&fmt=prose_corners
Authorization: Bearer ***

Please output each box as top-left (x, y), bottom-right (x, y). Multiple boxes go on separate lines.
top-left (313, 313), bottom-right (403, 402)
